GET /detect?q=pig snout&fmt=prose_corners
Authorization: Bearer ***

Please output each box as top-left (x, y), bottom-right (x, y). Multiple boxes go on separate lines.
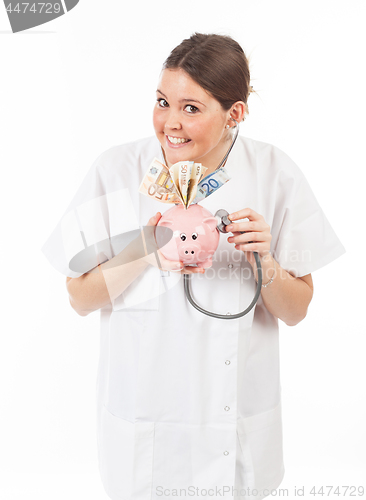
top-left (178, 242), bottom-right (202, 262)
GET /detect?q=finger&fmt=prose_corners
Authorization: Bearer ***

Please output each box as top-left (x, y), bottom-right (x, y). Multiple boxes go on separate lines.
top-left (182, 268), bottom-right (206, 274)
top-left (228, 208), bottom-right (262, 222)
top-left (234, 242), bottom-right (270, 253)
top-left (180, 265), bottom-right (206, 274)
top-left (228, 231), bottom-right (271, 244)
top-left (147, 212), bottom-right (162, 226)
top-left (225, 220), bottom-right (266, 233)
top-left (158, 253), bottom-right (183, 271)
top-left (166, 262), bottom-right (185, 271)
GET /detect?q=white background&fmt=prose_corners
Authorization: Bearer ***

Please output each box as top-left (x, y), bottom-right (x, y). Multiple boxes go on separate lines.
top-left (1, 0), bottom-right (365, 498)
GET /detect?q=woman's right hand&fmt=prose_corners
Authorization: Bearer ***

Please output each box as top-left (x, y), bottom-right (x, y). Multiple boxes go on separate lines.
top-left (144, 212), bottom-right (206, 275)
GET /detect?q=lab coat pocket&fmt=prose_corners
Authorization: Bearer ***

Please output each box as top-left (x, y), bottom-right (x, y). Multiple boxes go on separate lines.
top-left (99, 405), bottom-right (155, 500)
top-left (236, 401), bottom-right (285, 492)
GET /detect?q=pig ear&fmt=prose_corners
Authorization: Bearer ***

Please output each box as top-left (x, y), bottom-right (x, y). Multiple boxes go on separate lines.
top-left (202, 216), bottom-right (218, 232)
top-left (159, 219), bottom-right (173, 228)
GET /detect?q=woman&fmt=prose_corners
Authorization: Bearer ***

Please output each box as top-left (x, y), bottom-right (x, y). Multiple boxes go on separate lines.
top-left (42, 33), bottom-right (345, 500)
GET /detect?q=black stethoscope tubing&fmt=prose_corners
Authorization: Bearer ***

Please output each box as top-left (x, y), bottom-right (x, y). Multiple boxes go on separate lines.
top-left (183, 244), bottom-right (263, 320)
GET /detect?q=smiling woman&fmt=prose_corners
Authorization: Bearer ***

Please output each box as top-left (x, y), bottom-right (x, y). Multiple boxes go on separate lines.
top-left (153, 33), bottom-right (252, 176)
top-left (153, 68), bottom-right (242, 176)
top-left (41, 31), bottom-right (346, 500)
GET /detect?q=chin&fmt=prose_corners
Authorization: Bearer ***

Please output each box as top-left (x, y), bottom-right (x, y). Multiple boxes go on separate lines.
top-left (166, 152), bottom-right (195, 165)
top-left (165, 144), bottom-right (202, 163)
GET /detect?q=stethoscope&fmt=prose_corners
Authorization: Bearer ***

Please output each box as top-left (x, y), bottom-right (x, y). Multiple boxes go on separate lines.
top-left (182, 119), bottom-right (263, 319)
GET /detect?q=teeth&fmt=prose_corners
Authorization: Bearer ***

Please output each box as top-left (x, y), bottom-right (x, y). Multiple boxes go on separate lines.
top-left (168, 136), bottom-right (190, 145)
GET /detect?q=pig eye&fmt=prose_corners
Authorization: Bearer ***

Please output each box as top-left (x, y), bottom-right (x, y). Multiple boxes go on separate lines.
top-left (180, 233), bottom-right (187, 241)
top-left (192, 233), bottom-right (198, 240)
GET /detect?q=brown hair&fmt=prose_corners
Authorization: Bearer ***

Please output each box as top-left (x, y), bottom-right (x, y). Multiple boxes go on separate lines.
top-left (163, 33), bottom-right (253, 120)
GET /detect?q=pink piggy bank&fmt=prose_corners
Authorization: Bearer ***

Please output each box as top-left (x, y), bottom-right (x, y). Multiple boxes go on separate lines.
top-left (155, 204), bottom-right (220, 268)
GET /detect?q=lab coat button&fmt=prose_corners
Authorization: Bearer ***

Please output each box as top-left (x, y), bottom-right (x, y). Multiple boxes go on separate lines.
top-left (225, 360), bottom-right (231, 365)
top-left (223, 451), bottom-right (229, 456)
top-left (224, 406), bottom-right (230, 411)
top-left (228, 263), bottom-right (233, 268)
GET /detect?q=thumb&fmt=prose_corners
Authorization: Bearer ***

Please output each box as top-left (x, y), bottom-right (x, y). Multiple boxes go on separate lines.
top-left (148, 212), bottom-right (162, 226)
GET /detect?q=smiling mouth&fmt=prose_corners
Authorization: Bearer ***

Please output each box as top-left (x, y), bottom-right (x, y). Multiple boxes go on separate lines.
top-left (166, 135), bottom-right (192, 145)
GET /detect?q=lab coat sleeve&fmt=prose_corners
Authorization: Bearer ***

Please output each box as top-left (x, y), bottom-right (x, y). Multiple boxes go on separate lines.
top-left (272, 159), bottom-right (346, 278)
top-left (40, 150), bottom-right (140, 278)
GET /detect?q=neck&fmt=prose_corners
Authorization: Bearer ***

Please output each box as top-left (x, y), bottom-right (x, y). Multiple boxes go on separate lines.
top-left (198, 136), bottom-right (232, 176)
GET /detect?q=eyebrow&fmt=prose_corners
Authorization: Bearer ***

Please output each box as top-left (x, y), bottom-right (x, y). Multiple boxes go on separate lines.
top-left (156, 89), bottom-right (206, 107)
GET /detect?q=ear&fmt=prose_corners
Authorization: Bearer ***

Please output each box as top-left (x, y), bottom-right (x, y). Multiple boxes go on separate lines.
top-left (228, 101), bottom-right (246, 124)
top-left (159, 219), bottom-right (173, 228)
top-left (202, 216), bottom-right (218, 232)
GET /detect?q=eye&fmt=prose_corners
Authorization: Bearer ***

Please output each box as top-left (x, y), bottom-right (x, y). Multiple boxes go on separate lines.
top-left (192, 232), bottom-right (198, 240)
top-left (185, 104), bottom-right (199, 113)
top-left (157, 98), bottom-right (169, 108)
top-left (180, 233), bottom-right (187, 241)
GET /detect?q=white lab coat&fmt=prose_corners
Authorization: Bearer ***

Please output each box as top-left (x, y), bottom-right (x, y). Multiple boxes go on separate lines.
top-left (41, 135), bottom-right (345, 500)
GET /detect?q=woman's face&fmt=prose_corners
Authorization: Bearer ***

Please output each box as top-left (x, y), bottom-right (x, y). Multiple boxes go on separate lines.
top-left (153, 68), bottom-right (231, 168)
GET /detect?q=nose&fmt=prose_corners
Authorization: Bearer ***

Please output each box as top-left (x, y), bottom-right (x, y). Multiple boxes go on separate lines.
top-left (165, 110), bottom-right (182, 131)
top-left (179, 243), bottom-right (201, 261)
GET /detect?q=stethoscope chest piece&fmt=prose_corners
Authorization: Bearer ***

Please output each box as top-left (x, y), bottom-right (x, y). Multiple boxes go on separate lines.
top-left (214, 209), bottom-right (232, 234)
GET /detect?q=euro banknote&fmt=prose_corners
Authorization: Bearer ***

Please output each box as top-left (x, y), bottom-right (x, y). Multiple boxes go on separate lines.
top-left (138, 158), bottom-right (182, 204)
top-left (191, 167), bottom-right (231, 204)
top-left (139, 158), bottom-right (230, 208)
top-left (168, 161), bottom-right (205, 209)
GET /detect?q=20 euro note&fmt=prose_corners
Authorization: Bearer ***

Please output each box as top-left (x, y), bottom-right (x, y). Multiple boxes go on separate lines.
top-left (138, 158), bottom-right (181, 204)
top-left (191, 167), bottom-right (231, 204)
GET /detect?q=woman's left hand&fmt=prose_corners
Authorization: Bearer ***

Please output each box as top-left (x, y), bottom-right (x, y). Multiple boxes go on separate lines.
top-left (225, 208), bottom-right (272, 268)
